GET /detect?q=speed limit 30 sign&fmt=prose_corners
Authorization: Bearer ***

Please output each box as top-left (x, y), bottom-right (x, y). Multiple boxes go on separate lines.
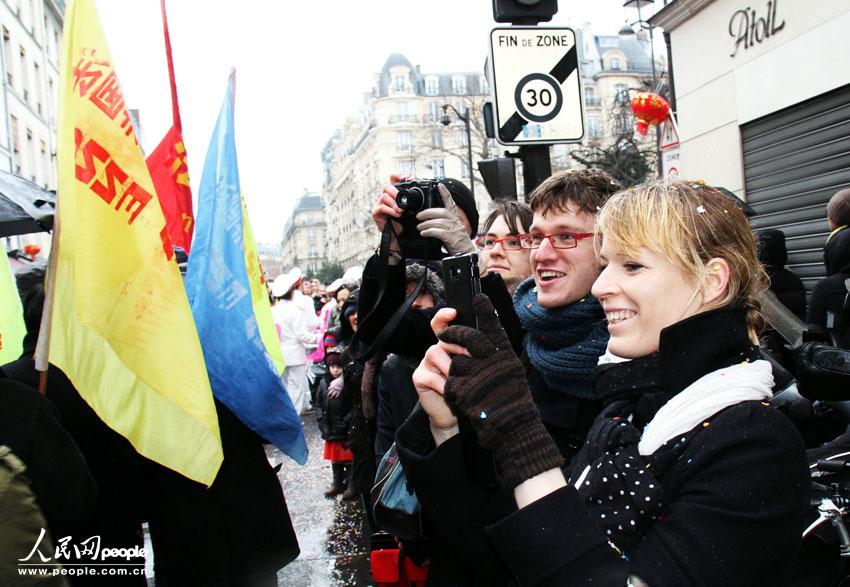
top-left (489, 27), bottom-right (584, 145)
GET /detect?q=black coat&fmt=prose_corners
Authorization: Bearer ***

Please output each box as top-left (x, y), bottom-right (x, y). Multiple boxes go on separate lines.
top-left (144, 401), bottom-right (299, 586)
top-left (808, 226), bottom-right (850, 347)
top-left (0, 376), bottom-right (98, 543)
top-left (525, 360), bottom-right (602, 463)
top-left (375, 354), bottom-right (419, 463)
top-left (3, 350), bottom-right (149, 575)
top-left (316, 373), bottom-right (352, 441)
top-left (396, 309), bottom-right (809, 586)
top-left (758, 228), bottom-right (807, 318)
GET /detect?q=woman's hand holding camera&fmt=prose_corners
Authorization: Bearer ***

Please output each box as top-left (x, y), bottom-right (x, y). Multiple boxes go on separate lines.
top-left (436, 295), bottom-right (564, 489)
top-left (415, 184), bottom-right (476, 256)
top-left (371, 175), bottom-right (410, 263)
top-left (371, 174), bottom-right (408, 233)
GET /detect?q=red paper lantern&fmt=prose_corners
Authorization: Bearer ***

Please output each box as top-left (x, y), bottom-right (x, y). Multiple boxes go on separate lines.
top-left (630, 92), bottom-right (670, 135)
top-left (23, 243), bottom-right (41, 258)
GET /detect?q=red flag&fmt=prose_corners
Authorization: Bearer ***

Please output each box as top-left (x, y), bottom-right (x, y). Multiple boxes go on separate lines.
top-left (146, 0), bottom-right (194, 253)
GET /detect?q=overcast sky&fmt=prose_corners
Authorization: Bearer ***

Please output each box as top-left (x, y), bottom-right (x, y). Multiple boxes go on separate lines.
top-left (96, 0), bottom-right (661, 243)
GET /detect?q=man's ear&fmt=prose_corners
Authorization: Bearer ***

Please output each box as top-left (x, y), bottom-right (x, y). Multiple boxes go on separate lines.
top-left (703, 257), bottom-right (730, 306)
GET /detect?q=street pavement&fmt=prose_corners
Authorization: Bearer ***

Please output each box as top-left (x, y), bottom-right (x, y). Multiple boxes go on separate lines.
top-left (273, 413), bottom-right (372, 586)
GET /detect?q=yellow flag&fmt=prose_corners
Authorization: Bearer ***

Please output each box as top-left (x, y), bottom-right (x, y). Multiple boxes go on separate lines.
top-left (0, 243), bottom-right (24, 364)
top-left (47, 0), bottom-right (222, 484)
top-left (242, 196), bottom-right (286, 374)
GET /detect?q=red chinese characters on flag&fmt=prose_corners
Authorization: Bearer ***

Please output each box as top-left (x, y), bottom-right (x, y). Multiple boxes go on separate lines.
top-left (74, 127), bottom-right (173, 260)
top-left (146, 126), bottom-right (194, 253)
top-left (72, 47), bottom-right (135, 138)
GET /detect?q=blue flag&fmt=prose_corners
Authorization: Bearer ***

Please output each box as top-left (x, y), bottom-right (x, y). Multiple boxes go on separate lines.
top-left (185, 73), bottom-right (307, 465)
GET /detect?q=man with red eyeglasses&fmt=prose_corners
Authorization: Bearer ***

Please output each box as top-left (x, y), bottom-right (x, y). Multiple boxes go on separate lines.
top-left (476, 200), bottom-right (533, 295)
top-left (510, 169), bottom-right (623, 455)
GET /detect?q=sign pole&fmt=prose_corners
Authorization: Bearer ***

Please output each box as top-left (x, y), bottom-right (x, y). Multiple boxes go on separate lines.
top-left (518, 145), bottom-right (552, 195)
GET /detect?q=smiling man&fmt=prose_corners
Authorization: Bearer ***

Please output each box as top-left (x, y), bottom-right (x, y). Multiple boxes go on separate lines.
top-left (476, 200), bottom-right (533, 295)
top-left (512, 169), bottom-right (622, 456)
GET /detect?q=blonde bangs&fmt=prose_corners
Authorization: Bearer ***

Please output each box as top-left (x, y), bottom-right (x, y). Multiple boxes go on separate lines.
top-left (595, 183), bottom-right (701, 273)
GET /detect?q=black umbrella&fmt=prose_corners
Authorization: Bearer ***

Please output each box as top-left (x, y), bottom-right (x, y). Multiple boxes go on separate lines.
top-left (0, 170), bottom-right (55, 237)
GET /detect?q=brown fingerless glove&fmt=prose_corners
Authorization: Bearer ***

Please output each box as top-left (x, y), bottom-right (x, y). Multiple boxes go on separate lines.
top-left (439, 294), bottom-right (564, 489)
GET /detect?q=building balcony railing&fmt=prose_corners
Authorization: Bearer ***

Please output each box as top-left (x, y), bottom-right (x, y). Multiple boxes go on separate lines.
top-left (388, 114), bottom-right (419, 124)
top-left (584, 98), bottom-right (601, 107)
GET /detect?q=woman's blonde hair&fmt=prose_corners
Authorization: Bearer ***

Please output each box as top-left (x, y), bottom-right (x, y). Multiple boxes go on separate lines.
top-left (595, 180), bottom-right (766, 342)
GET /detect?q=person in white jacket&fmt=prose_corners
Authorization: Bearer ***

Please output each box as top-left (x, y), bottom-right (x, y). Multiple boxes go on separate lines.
top-left (272, 271), bottom-right (318, 415)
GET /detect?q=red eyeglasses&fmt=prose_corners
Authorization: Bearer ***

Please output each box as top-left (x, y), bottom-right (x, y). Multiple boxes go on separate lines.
top-left (474, 235), bottom-right (524, 251)
top-left (518, 232), bottom-right (593, 249)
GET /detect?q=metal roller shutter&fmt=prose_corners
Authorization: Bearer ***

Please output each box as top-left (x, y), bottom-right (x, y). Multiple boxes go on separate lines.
top-left (742, 83), bottom-right (850, 299)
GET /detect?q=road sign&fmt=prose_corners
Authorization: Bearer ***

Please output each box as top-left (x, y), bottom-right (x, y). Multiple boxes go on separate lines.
top-left (662, 146), bottom-right (681, 179)
top-left (659, 115), bottom-right (680, 150)
top-left (489, 27), bottom-right (583, 145)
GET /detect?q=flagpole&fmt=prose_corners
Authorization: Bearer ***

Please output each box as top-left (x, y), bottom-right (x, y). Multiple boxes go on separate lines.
top-left (34, 201), bottom-right (59, 394)
top-left (159, 0), bottom-right (181, 131)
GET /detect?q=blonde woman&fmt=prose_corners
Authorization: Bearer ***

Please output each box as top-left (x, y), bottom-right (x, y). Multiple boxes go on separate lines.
top-left (402, 181), bottom-right (809, 585)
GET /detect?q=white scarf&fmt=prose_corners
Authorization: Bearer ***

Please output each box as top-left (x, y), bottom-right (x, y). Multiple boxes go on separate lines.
top-left (637, 360), bottom-right (774, 455)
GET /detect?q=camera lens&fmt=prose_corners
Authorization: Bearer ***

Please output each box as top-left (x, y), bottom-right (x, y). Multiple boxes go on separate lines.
top-left (397, 187), bottom-right (425, 212)
top-left (450, 266), bottom-right (462, 279)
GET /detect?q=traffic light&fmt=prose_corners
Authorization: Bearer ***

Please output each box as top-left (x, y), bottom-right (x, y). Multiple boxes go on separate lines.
top-left (478, 158), bottom-right (518, 201)
top-left (492, 0), bottom-right (558, 25)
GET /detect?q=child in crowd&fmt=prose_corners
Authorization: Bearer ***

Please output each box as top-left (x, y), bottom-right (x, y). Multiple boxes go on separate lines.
top-left (315, 348), bottom-right (353, 498)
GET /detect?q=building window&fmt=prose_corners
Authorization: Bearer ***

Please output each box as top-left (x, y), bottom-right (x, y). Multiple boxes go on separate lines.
top-left (26, 127), bottom-right (34, 183)
top-left (613, 112), bottom-right (632, 135)
top-left (431, 129), bottom-right (442, 149)
top-left (10, 115), bottom-right (19, 153)
top-left (479, 75), bottom-right (489, 95)
top-left (584, 86), bottom-right (598, 106)
top-left (398, 159), bottom-right (414, 177)
top-left (587, 116), bottom-right (601, 138)
top-left (461, 161), bottom-right (470, 179)
top-left (429, 159), bottom-right (445, 178)
top-left (393, 74), bottom-right (406, 92)
top-left (33, 61), bottom-right (40, 114)
top-left (394, 100), bottom-right (409, 122)
top-left (453, 100), bottom-right (467, 121)
top-left (425, 76), bottom-right (439, 96)
top-left (308, 229), bottom-right (316, 244)
top-left (19, 45), bottom-right (27, 102)
top-left (451, 75), bottom-right (467, 96)
top-left (609, 57), bottom-right (622, 71)
top-left (39, 139), bottom-right (47, 182)
top-left (614, 83), bottom-right (629, 105)
top-left (2, 28), bottom-right (11, 86)
top-left (428, 101), bottom-right (440, 123)
top-left (459, 128), bottom-right (468, 147)
top-left (396, 131), bottom-right (412, 151)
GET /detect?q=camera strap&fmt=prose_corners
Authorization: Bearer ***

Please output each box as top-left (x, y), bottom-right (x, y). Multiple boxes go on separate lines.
top-left (352, 223), bottom-right (427, 363)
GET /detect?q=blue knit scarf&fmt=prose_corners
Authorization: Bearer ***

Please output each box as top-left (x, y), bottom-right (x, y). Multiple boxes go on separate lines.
top-left (514, 277), bottom-right (609, 399)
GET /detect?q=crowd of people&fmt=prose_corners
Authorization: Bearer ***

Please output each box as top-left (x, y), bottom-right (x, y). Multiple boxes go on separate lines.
top-left (277, 172), bottom-right (850, 586)
top-left (3, 168), bottom-right (850, 586)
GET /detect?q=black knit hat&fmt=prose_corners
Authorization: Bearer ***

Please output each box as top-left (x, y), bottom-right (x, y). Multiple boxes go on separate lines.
top-left (441, 178), bottom-right (478, 236)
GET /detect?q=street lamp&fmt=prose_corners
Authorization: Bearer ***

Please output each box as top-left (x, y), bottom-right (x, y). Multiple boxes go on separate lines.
top-left (620, 0), bottom-right (663, 176)
top-left (440, 104), bottom-right (475, 201)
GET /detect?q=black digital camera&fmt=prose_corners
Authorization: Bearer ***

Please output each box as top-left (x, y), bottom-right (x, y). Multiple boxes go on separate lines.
top-left (393, 179), bottom-right (445, 260)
